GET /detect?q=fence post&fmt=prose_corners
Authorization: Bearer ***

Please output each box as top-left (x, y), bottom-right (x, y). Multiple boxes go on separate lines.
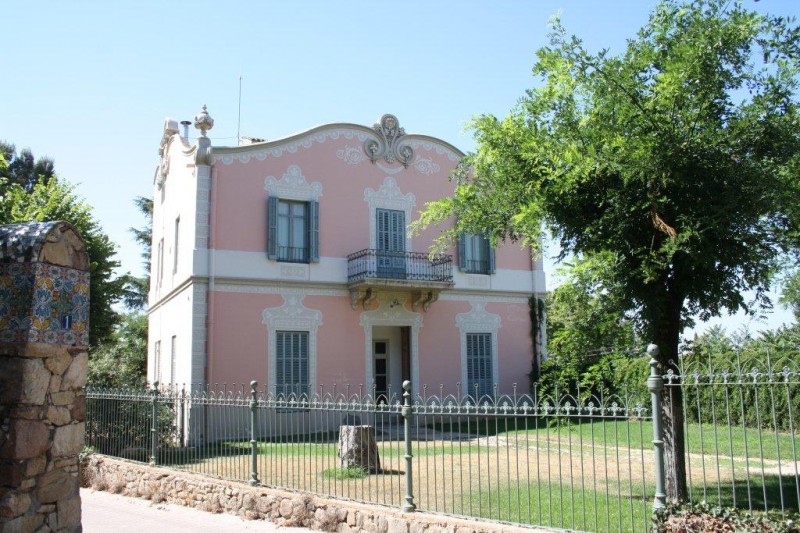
top-left (401, 380), bottom-right (416, 512)
top-left (647, 344), bottom-right (667, 510)
top-left (150, 382), bottom-right (159, 466)
top-left (179, 385), bottom-right (186, 448)
top-left (249, 381), bottom-right (261, 486)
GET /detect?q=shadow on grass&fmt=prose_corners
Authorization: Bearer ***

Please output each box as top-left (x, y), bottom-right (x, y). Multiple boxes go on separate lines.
top-left (694, 474), bottom-right (800, 514)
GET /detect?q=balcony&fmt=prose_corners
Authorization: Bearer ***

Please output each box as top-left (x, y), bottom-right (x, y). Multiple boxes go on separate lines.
top-left (347, 249), bottom-right (454, 311)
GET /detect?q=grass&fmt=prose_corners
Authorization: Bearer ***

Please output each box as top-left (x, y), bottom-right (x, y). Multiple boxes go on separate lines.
top-left (131, 416), bottom-right (799, 530)
top-left (459, 480), bottom-right (654, 533)
top-left (495, 418), bottom-right (799, 463)
top-left (321, 466), bottom-right (369, 480)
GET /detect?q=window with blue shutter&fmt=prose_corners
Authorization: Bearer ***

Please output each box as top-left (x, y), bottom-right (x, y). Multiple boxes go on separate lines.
top-left (275, 330), bottom-right (309, 397)
top-left (459, 234), bottom-right (495, 274)
top-left (466, 332), bottom-right (493, 398)
top-left (376, 208), bottom-right (406, 279)
top-left (266, 197), bottom-right (319, 263)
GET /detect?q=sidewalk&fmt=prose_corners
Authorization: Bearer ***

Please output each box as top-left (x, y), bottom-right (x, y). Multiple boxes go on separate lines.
top-left (81, 489), bottom-right (310, 532)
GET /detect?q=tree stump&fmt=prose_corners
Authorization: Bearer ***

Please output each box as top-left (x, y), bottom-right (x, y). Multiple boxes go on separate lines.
top-left (338, 425), bottom-right (380, 473)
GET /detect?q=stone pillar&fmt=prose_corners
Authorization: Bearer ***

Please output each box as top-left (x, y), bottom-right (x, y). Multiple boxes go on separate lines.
top-left (0, 222), bottom-right (90, 533)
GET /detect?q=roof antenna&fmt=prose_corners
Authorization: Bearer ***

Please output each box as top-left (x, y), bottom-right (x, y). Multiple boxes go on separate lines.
top-left (237, 75), bottom-right (243, 146)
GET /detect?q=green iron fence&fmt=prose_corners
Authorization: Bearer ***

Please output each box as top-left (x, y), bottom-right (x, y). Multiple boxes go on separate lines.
top-left (85, 346), bottom-right (800, 532)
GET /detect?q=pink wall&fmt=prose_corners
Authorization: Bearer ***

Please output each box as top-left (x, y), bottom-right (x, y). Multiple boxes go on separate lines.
top-left (304, 295), bottom-right (366, 390)
top-left (208, 292), bottom-right (534, 396)
top-left (208, 291), bottom-right (279, 387)
top-left (212, 133), bottom-right (535, 269)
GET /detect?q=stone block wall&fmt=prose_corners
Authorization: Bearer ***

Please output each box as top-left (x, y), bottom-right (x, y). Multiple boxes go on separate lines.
top-left (0, 344), bottom-right (86, 532)
top-left (82, 456), bottom-right (558, 533)
top-left (0, 221), bottom-right (89, 533)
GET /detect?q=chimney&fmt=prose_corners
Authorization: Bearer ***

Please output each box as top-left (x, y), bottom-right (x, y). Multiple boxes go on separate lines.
top-left (180, 120), bottom-right (191, 139)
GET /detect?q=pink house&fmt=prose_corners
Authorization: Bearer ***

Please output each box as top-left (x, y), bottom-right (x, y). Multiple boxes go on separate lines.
top-left (147, 107), bottom-right (546, 399)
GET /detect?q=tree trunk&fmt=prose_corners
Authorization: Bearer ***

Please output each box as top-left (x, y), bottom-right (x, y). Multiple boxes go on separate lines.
top-left (338, 425), bottom-right (380, 473)
top-left (654, 295), bottom-right (688, 503)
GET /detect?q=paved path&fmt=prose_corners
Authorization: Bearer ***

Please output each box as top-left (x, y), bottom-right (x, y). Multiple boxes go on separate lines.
top-left (81, 489), bottom-right (310, 532)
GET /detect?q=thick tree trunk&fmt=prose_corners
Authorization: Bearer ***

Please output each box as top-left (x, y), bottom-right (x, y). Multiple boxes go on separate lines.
top-left (338, 425), bottom-right (380, 473)
top-left (654, 296), bottom-right (688, 503)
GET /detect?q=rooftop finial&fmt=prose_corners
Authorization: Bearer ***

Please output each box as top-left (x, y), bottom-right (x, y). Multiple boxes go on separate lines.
top-left (194, 104), bottom-right (214, 137)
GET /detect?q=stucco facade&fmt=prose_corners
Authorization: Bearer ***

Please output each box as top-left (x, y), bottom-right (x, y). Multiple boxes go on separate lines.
top-left (147, 108), bottom-right (546, 399)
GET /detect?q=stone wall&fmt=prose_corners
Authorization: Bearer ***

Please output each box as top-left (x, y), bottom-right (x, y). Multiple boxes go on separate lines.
top-left (83, 456), bottom-right (559, 533)
top-left (0, 221), bottom-right (90, 533)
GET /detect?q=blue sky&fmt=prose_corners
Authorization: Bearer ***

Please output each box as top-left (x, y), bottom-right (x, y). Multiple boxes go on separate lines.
top-left (2, 1), bottom-right (798, 336)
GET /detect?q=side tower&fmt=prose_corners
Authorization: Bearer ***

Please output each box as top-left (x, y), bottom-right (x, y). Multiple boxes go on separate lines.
top-left (147, 107), bottom-right (214, 389)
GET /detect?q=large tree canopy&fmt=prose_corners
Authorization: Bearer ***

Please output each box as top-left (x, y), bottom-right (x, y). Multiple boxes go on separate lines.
top-left (415, 0), bottom-right (800, 500)
top-left (0, 172), bottom-right (125, 346)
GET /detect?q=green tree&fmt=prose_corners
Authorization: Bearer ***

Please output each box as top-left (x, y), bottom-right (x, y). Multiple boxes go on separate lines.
top-left (539, 254), bottom-right (640, 400)
top-left (415, 0), bottom-right (800, 501)
top-left (546, 255), bottom-right (637, 362)
top-left (122, 196), bottom-right (153, 311)
top-left (0, 177), bottom-right (125, 346)
top-left (780, 270), bottom-right (800, 321)
top-left (0, 142), bottom-right (55, 192)
top-left (88, 313), bottom-right (148, 388)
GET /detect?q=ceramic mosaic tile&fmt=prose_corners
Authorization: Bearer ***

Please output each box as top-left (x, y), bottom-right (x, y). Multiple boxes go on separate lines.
top-left (0, 221), bottom-right (61, 263)
top-left (0, 262), bottom-right (89, 347)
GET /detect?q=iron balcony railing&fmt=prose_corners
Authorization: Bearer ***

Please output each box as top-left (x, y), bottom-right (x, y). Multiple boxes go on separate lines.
top-left (347, 249), bottom-right (453, 283)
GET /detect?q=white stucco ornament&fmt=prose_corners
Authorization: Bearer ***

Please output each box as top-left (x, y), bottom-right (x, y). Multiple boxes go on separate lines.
top-left (194, 104), bottom-right (214, 137)
top-left (193, 105), bottom-right (214, 165)
top-left (363, 114), bottom-right (414, 167)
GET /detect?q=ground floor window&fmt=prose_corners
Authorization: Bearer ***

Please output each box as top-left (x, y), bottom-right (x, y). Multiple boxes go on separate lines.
top-left (466, 332), bottom-right (493, 398)
top-left (276, 330), bottom-right (309, 397)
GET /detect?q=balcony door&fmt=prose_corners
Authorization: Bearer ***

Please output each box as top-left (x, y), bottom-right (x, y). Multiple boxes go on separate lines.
top-left (376, 208), bottom-right (406, 279)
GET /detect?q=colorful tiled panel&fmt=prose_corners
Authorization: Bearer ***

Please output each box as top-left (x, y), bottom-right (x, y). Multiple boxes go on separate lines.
top-left (0, 221), bottom-right (61, 262)
top-left (0, 262), bottom-right (90, 347)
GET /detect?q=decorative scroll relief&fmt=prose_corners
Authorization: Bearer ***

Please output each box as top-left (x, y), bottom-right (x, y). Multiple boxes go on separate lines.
top-left (360, 294), bottom-right (423, 390)
top-left (262, 294), bottom-right (322, 393)
top-left (216, 129), bottom-right (369, 165)
top-left (336, 145), bottom-right (366, 165)
top-left (411, 155), bottom-right (440, 176)
top-left (363, 114), bottom-right (413, 167)
top-left (455, 302), bottom-right (502, 393)
top-left (280, 265), bottom-right (309, 280)
top-left (467, 275), bottom-right (490, 288)
top-left (364, 177), bottom-right (415, 249)
top-left (265, 165), bottom-right (323, 201)
top-left (408, 140), bottom-right (461, 162)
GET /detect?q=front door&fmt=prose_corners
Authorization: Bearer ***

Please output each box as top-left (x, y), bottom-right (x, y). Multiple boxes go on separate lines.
top-left (376, 209), bottom-right (406, 279)
top-left (373, 339), bottom-right (389, 404)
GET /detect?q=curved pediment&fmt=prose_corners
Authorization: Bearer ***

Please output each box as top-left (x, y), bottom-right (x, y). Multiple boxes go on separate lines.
top-left (212, 114), bottom-right (464, 166)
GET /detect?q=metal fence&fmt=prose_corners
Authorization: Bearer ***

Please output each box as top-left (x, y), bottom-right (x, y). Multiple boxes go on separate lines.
top-left (85, 348), bottom-right (800, 532)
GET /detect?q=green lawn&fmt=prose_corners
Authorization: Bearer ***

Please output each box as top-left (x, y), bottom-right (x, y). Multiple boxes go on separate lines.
top-left (497, 418), bottom-right (799, 463)
top-left (458, 480), bottom-right (654, 533)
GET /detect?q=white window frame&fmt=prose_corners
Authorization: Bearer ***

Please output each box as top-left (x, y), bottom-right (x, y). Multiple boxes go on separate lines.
top-left (262, 295), bottom-right (321, 395)
top-left (456, 302), bottom-right (501, 398)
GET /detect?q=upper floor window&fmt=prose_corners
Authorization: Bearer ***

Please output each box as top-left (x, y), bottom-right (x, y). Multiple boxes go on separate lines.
top-left (267, 197), bottom-right (319, 263)
top-left (173, 217), bottom-right (180, 273)
top-left (459, 234), bottom-right (495, 274)
top-left (157, 238), bottom-right (164, 285)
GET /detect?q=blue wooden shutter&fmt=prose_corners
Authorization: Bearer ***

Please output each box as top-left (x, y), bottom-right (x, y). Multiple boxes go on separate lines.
top-left (309, 200), bottom-right (319, 262)
top-left (488, 241), bottom-right (496, 274)
top-left (267, 196), bottom-right (278, 259)
top-left (458, 233), bottom-right (466, 271)
top-left (391, 210), bottom-right (405, 252)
